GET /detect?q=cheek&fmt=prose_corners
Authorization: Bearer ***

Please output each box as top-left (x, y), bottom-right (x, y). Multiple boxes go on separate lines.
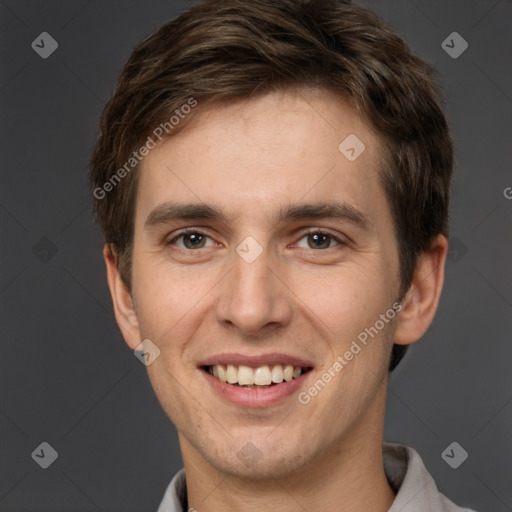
top-left (285, 264), bottom-right (398, 380)
top-left (288, 262), bottom-right (392, 326)
top-left (132, 257), bottom-right (222, 362)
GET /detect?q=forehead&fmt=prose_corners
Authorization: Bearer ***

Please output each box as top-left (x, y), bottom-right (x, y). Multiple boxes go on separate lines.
top-left (135, 89), bottom-right (387, 227)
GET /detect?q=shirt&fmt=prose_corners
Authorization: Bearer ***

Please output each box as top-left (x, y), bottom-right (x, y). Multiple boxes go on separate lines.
top-left (156, 442), bottom-right (478, 511)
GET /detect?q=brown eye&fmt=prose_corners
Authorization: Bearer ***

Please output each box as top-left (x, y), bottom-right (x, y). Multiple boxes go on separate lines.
top-left (182, 233), bottom-right (206, 249)
top-left (296, 231), bottom-right (342, 250)
top-left (308, 233), bottom-right (331, 249)
top-left (169, 231), bottom-right (215, 250)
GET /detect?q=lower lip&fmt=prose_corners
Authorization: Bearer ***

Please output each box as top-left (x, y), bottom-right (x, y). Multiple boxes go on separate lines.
top-left (201, 368), bottom-right (312, 408)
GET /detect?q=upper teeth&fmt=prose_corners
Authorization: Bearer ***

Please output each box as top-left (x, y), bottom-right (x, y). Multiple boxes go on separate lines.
top-left (208, 364), bottom-right (305, 386)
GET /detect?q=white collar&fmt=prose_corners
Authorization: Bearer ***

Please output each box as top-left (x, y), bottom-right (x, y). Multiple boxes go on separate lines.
top-left (156, 442), bottom-right (477, 511)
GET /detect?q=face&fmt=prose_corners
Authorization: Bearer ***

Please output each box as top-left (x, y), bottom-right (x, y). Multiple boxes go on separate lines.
top-left (124, 90), bottom-right (404, 478)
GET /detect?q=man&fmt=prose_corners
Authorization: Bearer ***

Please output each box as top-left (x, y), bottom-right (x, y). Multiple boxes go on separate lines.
top-left (89, 0), bottom-right (478, 510)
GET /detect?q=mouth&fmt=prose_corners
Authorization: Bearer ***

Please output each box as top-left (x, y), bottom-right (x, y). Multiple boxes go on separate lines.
top-left (202, 364), bottom-right (313, 388)
top-left (197, 353), bottom-right (315, 407)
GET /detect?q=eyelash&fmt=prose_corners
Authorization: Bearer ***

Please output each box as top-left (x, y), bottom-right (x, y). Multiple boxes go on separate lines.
top-left (166, 228), bottom-right (346, 251)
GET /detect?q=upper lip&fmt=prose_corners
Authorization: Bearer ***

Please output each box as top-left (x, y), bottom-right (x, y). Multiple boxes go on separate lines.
top-left (198, 353), bottom-right (314, 368)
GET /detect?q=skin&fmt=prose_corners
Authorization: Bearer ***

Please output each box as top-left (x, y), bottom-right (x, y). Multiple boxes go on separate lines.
top-left (104, 89), bottom-right (448, 512)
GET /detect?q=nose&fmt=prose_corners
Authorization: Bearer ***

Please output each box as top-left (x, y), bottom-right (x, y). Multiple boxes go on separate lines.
top-left (215, 243), bottom-right (293, 337)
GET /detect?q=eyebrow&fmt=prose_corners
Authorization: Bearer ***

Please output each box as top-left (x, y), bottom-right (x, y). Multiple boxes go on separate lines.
top-left (143, 200), bottom-right (371, 231)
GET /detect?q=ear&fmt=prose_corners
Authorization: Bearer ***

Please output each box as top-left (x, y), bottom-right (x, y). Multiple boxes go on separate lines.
top-left (394, 234), bottom-right (448, 346)
top-left (103, 244), bottom-right (141, 350)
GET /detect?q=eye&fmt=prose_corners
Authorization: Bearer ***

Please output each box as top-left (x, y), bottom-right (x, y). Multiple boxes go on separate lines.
top-left (168, 230), bottom-right (216, 250)
top-left (295, 231), bottom-right (342, 250)
top-left (166, 229), bottom-right (344, 251)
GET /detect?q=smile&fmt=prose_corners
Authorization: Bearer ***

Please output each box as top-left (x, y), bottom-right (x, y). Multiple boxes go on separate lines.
top-left (198, 353), bottom-right (315, 407)
top-left (204, 364), bottom-right (312, 388)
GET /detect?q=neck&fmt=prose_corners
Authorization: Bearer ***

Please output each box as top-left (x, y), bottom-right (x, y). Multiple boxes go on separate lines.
top-left (180, 386), bottom-right (395, 512)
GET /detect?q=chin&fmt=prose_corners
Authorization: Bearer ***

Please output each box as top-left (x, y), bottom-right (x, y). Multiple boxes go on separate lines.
top-left (217, 451), bottom-right (310, 481)
top-left (198, 434), bottom-right (315, 481)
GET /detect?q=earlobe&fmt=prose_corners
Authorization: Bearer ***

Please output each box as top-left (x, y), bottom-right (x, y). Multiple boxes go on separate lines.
top-left (103, 244), bottom-right (141, 350)
top-left (393, 235), bottom-right (448, 346)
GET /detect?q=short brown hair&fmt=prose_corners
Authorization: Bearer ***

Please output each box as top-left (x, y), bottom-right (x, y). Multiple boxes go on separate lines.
top-left (89, 0), bottom-right (454, 371)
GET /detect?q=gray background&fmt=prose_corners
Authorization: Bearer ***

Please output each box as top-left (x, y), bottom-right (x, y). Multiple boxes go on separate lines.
top-left (0, 0), bottom-right (510, 510)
